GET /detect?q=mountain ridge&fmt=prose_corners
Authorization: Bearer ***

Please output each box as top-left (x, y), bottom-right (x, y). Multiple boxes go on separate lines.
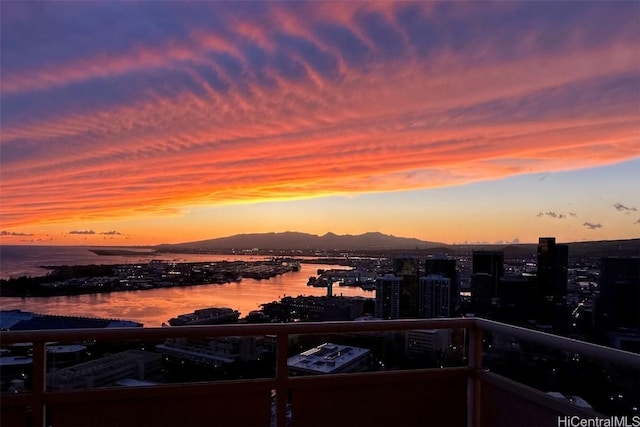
top-left (155, 232), bottom-right (640, 257)
top-left (156, 231), bottom-right (445, 251)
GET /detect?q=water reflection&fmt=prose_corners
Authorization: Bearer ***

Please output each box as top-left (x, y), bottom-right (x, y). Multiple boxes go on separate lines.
top-left (1, 263), bottom-right (373, 326)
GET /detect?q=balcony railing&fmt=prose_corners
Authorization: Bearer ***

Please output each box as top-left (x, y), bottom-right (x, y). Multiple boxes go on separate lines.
top-left (1, 318), bottom-right (638, 427)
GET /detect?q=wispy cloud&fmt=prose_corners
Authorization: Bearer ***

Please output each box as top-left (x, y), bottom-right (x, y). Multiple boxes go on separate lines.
top-left (583, 222), bottom-right (603, 230)
top-left (67, 230), bottom-right (96, 235)
top-left (19, 238), bottom-right (53, 243)
top-left (538, 211), bottom-right (567, 219)
top-left (0, 230), bottom-right (34, 236)
top-left (614, 203), bottom-right (637, 212)
top-left (100, 230), bottom-right (123, 235)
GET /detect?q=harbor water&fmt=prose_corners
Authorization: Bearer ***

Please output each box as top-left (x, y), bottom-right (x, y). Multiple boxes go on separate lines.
top-left (0, 246), bottom-right (373, 326)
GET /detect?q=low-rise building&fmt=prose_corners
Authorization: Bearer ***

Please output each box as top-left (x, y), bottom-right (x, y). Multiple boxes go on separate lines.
top-left (47, 349), bottom-right (161, 390)
top-left (287, 343), bottom-right (371, 375)
top-left (405, 329), bottom-right (452, 359)
top-left (156, 336), bottom-right (260, 366)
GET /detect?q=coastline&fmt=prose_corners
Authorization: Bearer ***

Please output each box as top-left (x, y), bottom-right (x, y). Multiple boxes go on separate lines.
top-left (0, 260), bottom-right (297, 298)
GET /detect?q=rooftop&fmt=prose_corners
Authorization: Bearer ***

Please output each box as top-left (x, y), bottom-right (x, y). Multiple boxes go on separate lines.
top-left (287, 343), bottom-right (371, 374)
top-left (0, 309), bottom-right (142, 330)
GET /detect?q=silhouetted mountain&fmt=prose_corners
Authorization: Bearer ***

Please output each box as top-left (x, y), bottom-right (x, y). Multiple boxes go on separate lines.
top-left (157, 231), bottom-right (444, 251)
top-left (156, 233), bottom-right (639, 258)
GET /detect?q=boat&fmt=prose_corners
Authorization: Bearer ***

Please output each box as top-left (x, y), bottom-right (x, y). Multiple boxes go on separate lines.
top-left (168, 307), bottom-right (240, 326)
top-left (290, 261), bottom-right (301, 272)
top-left (307, 276), bottom-right (329, 287)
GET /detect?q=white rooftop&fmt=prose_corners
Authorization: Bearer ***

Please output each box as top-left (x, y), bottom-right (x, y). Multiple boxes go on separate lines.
top-left (287, 343), bottom-right (370, 374)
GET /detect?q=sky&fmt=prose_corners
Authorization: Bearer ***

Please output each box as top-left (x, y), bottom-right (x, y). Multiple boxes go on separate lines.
top-left (1, 1), bottom-right (639, 246)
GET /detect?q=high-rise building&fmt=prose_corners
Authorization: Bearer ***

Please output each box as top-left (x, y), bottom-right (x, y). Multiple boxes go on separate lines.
top-left (418, 274), bottom-right (451, 318)
top-left (375, 274), bottom-right (402, 320)
top-left (472, 251), bottom-right (505, 277)
top-left (470, 251), bottom-right (504, 317)
top-left (425, 257), bottom-right (458, 315)
top-left (536, 237), bottom-right (568, 330)
top-left (394, 257), bottom-right (421, 318)
top-left (498, 274), bottom-right (537, 324)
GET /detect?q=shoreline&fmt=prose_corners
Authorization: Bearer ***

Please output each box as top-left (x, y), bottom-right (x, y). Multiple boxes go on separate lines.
top-left (0, 260), bottom-right (298, 298)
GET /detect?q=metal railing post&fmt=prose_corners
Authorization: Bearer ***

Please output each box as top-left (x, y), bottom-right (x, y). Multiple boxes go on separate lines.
top-left (467, 322), bottom-right (483, 427)
top-left (32, 340), bottom-right (47, 427)
top-left (276, 332), bottom-right (289, 427)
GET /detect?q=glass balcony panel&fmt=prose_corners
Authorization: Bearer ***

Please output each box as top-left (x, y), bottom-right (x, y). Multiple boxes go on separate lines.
top-left (288, 328), bottom-right (465, 377)
top-left (157, 334), bottom-right (276, 384)
top-left (482, 330), bottom-right (640, 417)
top-left (1, 341), bottom-right (33, 394)
top-left (43, 333), bottom-right (275, 392)
top-left (2, 318), bottom-right (637, 427)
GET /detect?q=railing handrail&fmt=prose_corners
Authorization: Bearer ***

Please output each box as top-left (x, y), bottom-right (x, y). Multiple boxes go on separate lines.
top-left (2, 316), bottom-right (636, 368)
top-left (0, 317), bottom-right (476, 343)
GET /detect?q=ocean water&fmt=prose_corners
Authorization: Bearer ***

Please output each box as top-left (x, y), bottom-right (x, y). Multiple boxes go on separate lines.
top-left (0, 246), bottom-right (373, 326)
top-left (0, 245), bottom-right (158, 279)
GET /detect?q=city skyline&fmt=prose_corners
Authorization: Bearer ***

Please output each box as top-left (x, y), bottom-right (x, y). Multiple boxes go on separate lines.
top-left (1, 2), bottom-right (639, 246)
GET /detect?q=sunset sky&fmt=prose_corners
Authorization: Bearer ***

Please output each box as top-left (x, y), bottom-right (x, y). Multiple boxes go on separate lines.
top-left (1, 1), bottom-right (638, 246)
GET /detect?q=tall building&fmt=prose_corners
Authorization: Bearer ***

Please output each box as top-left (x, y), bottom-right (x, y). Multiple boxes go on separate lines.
top-left (394, 257), bottom-right (421, 318)
top-left (536, 237), bottom-right (568, 330)
top-left (424, 257), bottom-right (458, 315)
top-left (498, 274), bottom-right (537, 324)
top-left (418, 274), bottom-right (451, 318)
top-left (595, 257), bottom-right (640, 352)
top-left (472, 251), bottom-right (505, 277)
top-left (470, 251), bottom-right (504, 317)
top-left (375, 274), bottom-right (402, 319)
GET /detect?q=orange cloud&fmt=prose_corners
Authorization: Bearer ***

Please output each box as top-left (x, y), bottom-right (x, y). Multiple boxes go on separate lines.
top-left (1, 2), bottom-right (638, 233)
